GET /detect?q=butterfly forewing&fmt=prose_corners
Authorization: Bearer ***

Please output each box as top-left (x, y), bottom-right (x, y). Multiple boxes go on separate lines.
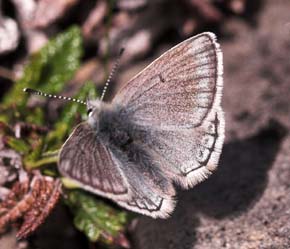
top-left (59, 123), bottom-right (129, 199)
top-left (113, 32), bottom-right (223, 130)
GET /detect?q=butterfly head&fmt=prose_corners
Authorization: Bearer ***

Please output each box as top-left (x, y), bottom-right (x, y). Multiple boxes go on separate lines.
top-left (86, 99), bottom-right (104, 127)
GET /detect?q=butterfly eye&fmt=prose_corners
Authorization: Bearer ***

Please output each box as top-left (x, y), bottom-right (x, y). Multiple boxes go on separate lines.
top-left (87, 108), bottom-right (93, 115)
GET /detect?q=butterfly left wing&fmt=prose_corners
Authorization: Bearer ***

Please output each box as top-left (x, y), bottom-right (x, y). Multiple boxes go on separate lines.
top-left (59, 122), bottom-right (176, 218)
top-left (59, 122), bottom-right (129, 200)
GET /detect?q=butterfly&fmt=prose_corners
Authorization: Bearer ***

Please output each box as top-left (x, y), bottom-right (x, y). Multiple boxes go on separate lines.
top-left (58, 32), bottom-right (225, 218)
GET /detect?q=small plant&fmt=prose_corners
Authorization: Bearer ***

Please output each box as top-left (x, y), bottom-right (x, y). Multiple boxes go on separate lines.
top-left (0, 26), bottom-right (130, 248)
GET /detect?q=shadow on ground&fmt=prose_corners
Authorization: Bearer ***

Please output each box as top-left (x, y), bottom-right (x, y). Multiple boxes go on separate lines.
top-left (133, 121), bottom-right (287, 249)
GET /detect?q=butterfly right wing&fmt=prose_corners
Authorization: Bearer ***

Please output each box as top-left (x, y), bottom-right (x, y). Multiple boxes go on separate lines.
top-left (59, 122), bottom-right (176, 218)
top-left (112, 32), bottom-right (224, 189)
top-left (132, 108), bottom-right (224, 189)
top-left (113, 32), bottom-right (223, 130)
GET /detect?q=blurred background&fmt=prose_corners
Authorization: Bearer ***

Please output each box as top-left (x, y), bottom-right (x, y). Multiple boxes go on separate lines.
top-left (0, 0), bottom-right (290, 248)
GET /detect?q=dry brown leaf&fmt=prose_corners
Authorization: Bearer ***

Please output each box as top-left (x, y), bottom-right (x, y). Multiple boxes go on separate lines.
top-left (0, 181), bottom-right (30, 230)
top-left (17, 177), bottom-right (62, 238)
top-left (0, 175), bottom-right (62, 238)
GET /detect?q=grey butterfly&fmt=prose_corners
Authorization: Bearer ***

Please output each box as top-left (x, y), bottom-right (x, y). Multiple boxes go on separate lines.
top-left (59, 32), bottom-right (225, 218)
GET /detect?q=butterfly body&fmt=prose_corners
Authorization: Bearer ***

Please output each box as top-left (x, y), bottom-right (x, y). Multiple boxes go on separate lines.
top-left (59, 32), bottom-right (225, 218)
top-left (87, 101), bottom-right (131, 147)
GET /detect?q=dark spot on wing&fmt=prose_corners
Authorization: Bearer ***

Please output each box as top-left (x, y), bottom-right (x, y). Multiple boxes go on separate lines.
top-left (159, 74), bottom-right (165, 82)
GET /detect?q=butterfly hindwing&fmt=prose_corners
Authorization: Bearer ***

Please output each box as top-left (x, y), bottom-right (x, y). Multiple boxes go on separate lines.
top-left (132, 108), bottom-right (224, 189)
top-left (109, 143), bottom-right (176, 218)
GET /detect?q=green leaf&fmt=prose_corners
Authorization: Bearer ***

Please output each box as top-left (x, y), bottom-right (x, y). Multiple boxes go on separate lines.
top-left (3, 26), bottom-right (83, 112)
top-left (61, 177), bottom-right (83, 189)
top-left (0, 26), bottom-right (83, 169)
top-left (5, 136), bottom-right (30, 154)
top-left (23, 80), bottom-right (97, 168)
top-left (66, 191), bottom-right (129, 245)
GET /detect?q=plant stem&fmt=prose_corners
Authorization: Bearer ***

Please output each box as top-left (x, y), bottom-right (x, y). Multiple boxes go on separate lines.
top-left (26, 155), bottom-right (58, 169)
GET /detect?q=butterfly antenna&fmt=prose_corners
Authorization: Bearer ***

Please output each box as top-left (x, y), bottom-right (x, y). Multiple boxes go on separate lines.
top-left (23, 88), bottom-right (87, 106)
top-left (100, 48), bottom-right (125, 101)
